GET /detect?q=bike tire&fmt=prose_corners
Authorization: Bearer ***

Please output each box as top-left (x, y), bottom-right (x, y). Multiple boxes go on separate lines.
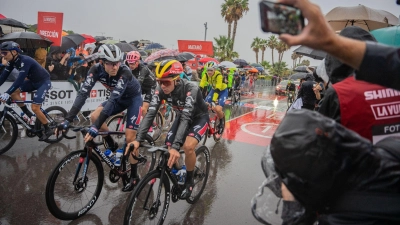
top-left (106, 113), bottom-right (126, 147)
top-left (213, 117), bottom-right (225, 142)
top-left (0, 113), bottom-right (18, 155)
top-left (124, 170), bottom-right (171, 225)
top-left (36, 106), bottom-right (68, 144)
top-left (45, 150), bottom-right (104, 220)
top-left (186, 146), bottom-right (210, 204)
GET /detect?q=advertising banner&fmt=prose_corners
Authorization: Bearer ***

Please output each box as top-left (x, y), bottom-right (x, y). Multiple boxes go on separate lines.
top-left (177, 40), bottom-right (214, 56)
top-left (37, 12), bottom-right (63, 46)
top-left (0, 81), bottom-right (110, 113)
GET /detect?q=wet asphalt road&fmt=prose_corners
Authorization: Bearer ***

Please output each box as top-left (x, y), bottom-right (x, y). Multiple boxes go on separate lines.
top-left (0, 86), bottom-right (289, 225)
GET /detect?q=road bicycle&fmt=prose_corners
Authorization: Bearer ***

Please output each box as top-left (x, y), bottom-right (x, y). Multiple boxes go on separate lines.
top-left (107, 110), bottom-right (164, 142)
top-left (231, 88), bottom-right (241, 106)
top-left (287, 91), bottom-right (295, 109)
top-left (45, 126), bottom-right (156, 220)
top-left (123, 143), bottom-right (210, 225)
top-left (201, 103), bottom-right (226, 145)
top-left (0, 99), bottom-right (67, 155)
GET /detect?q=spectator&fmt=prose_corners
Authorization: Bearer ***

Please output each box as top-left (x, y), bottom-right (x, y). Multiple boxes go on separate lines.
top-left (45, 49), bottom-right (70, 80)
top-left (34, 47), bottom-right (47, 68)
top-left (297, 73), bottom-right (316, 110)
top-left (278, 0), bottom-right (400, 91)
top-left (0, 26), bottom-right (4, 37)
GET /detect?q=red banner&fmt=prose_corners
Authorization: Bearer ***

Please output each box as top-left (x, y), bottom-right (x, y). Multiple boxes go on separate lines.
top-left (178, 40), bottom-right (213, 56)
top-left (37, 12), bottom-right (63, 46)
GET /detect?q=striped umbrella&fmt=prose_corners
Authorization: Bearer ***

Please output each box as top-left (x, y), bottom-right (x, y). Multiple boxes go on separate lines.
top-left (144, 49), bottom-right (179, 63)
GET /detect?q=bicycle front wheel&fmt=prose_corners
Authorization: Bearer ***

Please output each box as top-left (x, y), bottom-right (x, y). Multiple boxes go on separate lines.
top-left (45, 150), bottom-right (104, 220)
top-left (124, 170), bottom-right (171, 225)
top-left (186, 145), bottom-right (210, 204)
top-left (38, 106), bottom-right (67, 143)
top-left (0, 113), bottom-right (18, 155)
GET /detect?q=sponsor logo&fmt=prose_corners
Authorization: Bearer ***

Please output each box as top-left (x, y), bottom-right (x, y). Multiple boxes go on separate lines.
top-left (188, 45), bottom-right (202, 50)
top-left (129, 125), bottom-right (133, 129)
top-left (43, 16), bottom-right (56, 23)
top-left (167, 131), bottom-right (173, 140)
top-left (39, 30), bottom-right (59, 38)
top-left (116, 78), bottom-right (124, 89)
top-left (188, 133), bottom-right (195, 137)
top-left (112, 90), bottom-right (120, 95)
top-left (59, 153), bottom-right (81, 172)
top-left (91, 90), bottom-right (97, 98)
top-left (370, 101), bottom-right (400, 120)
top-left (384, 124), bottom-right (400, 134)
top-left (365, 88), bottom-right (400, 100)
top-left (78, 196), bottom-right (97, 216)
top-left (130, 115), bottom-right (137, 124)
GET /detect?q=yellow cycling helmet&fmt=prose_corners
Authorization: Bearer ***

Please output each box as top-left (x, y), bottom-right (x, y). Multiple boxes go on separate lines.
top-left (155, 59), bottom-right (183, 79)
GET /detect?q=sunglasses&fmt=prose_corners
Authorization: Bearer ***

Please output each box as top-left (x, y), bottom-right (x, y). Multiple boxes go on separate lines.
top-left (104, 61), bottom-right (120, 67)
top-left (1, 51), bottom-right (9, 56)
top-left (157, 80), bottom-right (173, 86)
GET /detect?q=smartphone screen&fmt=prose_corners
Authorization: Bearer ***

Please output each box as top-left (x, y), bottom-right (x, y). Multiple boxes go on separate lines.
top-left (259, 0), bottom-right (304, 35)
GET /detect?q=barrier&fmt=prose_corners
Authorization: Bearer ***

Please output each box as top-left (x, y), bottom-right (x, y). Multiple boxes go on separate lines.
top-left (0, 81), bottom-right (110, 112)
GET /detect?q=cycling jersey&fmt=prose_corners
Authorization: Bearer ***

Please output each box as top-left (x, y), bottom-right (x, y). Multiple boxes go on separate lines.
top-left (0, 54), bottom-right (50, 94)
top-left (131, 63), bottom-right (157, 91)
top-left (199, 70), bottom-right (227, 102)
top-left (286, 83), bottom-right (296, 92)
top-left (66, 64), bottom-right (142, 128)
top-left (136, 79), bottom-right (208, 150)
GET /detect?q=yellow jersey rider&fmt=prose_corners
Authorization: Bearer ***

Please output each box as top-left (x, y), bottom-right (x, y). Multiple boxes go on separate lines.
top-left (199, 65), bottom-right (227, 124)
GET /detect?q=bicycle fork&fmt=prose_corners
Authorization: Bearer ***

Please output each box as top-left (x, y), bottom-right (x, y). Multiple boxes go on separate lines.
top-left (72, 148), bottom-right (92, 191)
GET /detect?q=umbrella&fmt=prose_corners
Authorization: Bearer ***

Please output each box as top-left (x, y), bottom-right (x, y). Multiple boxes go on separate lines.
top-left (289, 72), bottom-right (308, 80)
top-left (130, 40), bottom-right (139, 47)
top-left (0, 31), bottom-right (53, 48)
top-left (325, 5), bottom-right (398, 32)
top-left (0, 18), bottom-right (28, 29)
top-left (371, 25), bottom-right (400, 47)
top-left (59, 34), bottom-right (85, 51)
top-left (255, 66), bottom-right (265, 72)
top-left (115, 42), bottom-right (138, 52)
top-left (220, 61), bottom-right (237, 68)
top-left (177, 52), bottom-right (196, 61)
top-left (81, 34), bottom-right (96, 44)
top-left (250, 63), bottom-right (263, 67)
top-left (144, 49), bottom-right (179, 63)
top-left (199, 57), bottom-right (219, 64)
top-left (94, 36), bottom-right (106, 42)
top-left (293, 66), bottom-right (309, 73)
top-left (233, 59), bottom-right (249, 67)
top-left (99, 39), bottom-right (119, 44)
top-left (0, 14), bottom-right (6, 19)
top-left (48, 46), bottom-right (62, 54)
top-left (293, 45), bottom-right (326, 60)
top-left (61, 31), bottom-right (69, 36)
top-left (144, 43), bottom-right (165, 51)
top-left (249, 68), bottom-right (259, 73)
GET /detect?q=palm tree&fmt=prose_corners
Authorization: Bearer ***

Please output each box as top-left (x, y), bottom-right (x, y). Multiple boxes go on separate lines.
top-left (261, 60), bottom-right (272, 71)
top-left (276, 41), bottom-right (290, 63)
top-left (260, 39), bottom-right (268, 62)
top-left (251, 37), bottom-right (262, 63)
top-left (290, 52), bottom-right (299, 69)
top-left (300, 59), bottom-right (310, 66)
top-left (221, 0), bottom-right (234, 39)
top-left (297, 54), bottom-right (303, 66)
top-left (267, 35), bottom-right (278, 65)
top-left (228, 0), bottom-right (249, 49)
top-left (269, 61), bottom-right (289, 77)
top-left (214, 35), bottom-right (239, 61)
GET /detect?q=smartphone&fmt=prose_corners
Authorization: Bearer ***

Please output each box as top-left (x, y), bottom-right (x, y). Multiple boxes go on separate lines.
top-left (259, 0), bottom-right (305, 35)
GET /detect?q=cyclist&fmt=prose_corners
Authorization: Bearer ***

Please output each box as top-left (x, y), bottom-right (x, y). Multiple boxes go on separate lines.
top-left (199, 61), bottom-right (216, 98)
top-left (56, 44), bottom-right (144, 192)
top-left (232, 72), bottom-right (242, 98)
top-left (130, 59), bottom-right (209, 198)
top-left (286, 79), bottom-right (296, 101)
top-left (125, 51), bottom-right (157, 117)
top-left (199, 65), bottom-right (226, 127)
top-left (0, 41), bottom-right (53, 141)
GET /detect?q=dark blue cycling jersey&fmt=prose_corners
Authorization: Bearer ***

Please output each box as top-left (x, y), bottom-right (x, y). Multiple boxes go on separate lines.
top-left (66, 63), bottom-right (142, 123)
top-left (0, 55), bottom-right (51, 94)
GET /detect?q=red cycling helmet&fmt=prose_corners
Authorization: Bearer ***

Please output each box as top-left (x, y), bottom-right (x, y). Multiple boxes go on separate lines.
top-left (126, 51), bottom-right (141, 63)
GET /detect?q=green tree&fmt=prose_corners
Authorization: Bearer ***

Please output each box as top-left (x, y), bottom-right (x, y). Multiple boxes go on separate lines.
top-left (222, 0), bottom-right (249, 49)
top-left (251, 37), bottom-right (262, 63)
top-left (214, 35), bottom-right (239, 61)
top-left (269, 61), bottom-right (289, 77)
top-left (267, 35), bottom-right (278, 65)
top-left (276, 41), bottom-right (290, 64)
top-left (64, 30), bottom-right (74, 35)
top-left (260, 39), bottom-right (268, 63)
top-left (299, 59), bottom-right (310, 66)
top-left (291, 52), bottom-right (299, 69)
top-left (221, 0), bottom-right (234, 39)
top-left (260, 60), bottom-right (272, 71)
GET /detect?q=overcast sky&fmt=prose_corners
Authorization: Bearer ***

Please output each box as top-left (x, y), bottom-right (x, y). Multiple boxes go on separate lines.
top-left (2, 0), bottom-right (400, 67)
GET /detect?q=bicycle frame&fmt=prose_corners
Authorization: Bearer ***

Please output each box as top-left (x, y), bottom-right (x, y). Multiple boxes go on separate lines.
top-left (1, 100), bottom-right (52, 132)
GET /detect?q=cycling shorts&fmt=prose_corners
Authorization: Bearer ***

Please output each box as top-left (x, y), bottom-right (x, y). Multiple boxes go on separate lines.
top-left (142, 87), bottom-right (155, 103)
top-left (165, 113), bottom-right (209, 146)
top-left (100, 94), bottom-right (143, 130)
top-left (19, 79), bottom-right (51, 105)
top-left (205, 89), bottom-right (228, 107)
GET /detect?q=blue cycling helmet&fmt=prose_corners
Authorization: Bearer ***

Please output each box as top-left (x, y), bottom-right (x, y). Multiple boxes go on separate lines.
top-left (0, 41), bottom-right (22, 53)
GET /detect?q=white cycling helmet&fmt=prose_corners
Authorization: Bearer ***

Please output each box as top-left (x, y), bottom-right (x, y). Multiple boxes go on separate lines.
top-left (98, 44), bottom-right (122, 62)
